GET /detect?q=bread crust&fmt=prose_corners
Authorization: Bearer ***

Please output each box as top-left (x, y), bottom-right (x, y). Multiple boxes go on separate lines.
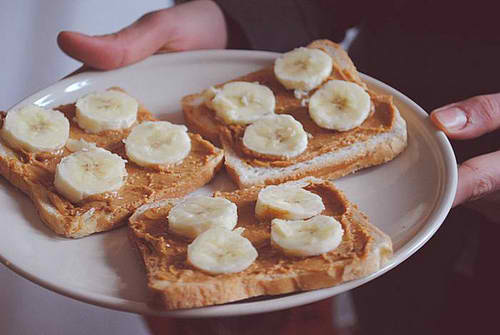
top-left (0, 94), bottom-right (224, 238)
top-left (182, 40), bottom-right (408, 188)
top-left (128, 177), bottom-right (392, 310)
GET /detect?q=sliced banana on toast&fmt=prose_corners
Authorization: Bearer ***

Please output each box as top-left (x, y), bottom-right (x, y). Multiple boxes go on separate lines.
top-left (242, 114), bottom-right (308, 159)
top-left (0, 105), bottom-right (69, 153)
top-left (206, 81), bottom-right (275, 125)
top-left (309, 80), bottom-right (371, 131)
top-left (75, 90), bottom-right (138, 133)
top-left (271, 215), bottom-right (344, 257)
top-left (187, 227), bottom-right (258, 274)
top-left (124, 121), bottom-right (191, 168)
top-left (168, 196), bottom-right (238, 239)
top-left (255, 185), bottom-right (325, 221)
top-left (274, 47), bottom-right (333, 91)
top-left (54, 147), bottom-right (127, 203)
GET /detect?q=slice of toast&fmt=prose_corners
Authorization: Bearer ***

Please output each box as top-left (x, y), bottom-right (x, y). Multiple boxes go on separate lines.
top-left (182, 40), bottom-right (407, 188)
top-left (0, 89), bottom-right (224, 238)
top-left (128, 177), bottom-right (392, 310)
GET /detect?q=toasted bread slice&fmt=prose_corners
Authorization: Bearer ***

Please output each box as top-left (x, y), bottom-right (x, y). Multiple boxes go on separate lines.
top-left (129, 177), bottom-right (392, 310)
top-left (0, 89), bottom-right (224, 238)
top-left (182, 40), bottom-right (407, 188)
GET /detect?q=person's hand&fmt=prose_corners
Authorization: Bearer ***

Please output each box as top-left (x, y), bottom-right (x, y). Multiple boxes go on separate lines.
top-left (57, 0), bottom-right (227, 70)
top-left (430, 93), bottom-right (500, 214)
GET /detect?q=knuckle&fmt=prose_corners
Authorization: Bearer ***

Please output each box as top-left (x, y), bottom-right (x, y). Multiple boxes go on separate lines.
top-left (461, 161), bottom-right (497, 201)
top-left (465, 95), bottom-right (500, 128)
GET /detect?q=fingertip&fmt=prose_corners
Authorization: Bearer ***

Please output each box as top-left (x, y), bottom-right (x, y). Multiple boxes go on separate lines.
top-left (429, 110), bottom-right (448, 133)
top-left (57, 31), bottom-right (87, 52)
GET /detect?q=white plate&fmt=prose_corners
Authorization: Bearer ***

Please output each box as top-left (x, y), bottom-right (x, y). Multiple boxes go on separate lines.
top-left (0, 50), bottom-right (457, 318)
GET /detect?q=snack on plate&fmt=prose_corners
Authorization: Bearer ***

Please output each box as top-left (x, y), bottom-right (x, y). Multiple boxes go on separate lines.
top-left (0, 88), bottom-right (224, 238)
top-left (182, 40), bottom-right (408, 188)
top-left (128, 177), bottom-right (392, 310)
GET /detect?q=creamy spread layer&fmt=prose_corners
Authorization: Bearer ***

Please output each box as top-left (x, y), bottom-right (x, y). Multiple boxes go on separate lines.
top-left (0, 103), bottom-right (220, 219)
top-left (203, 67), bottom-right (397, 168)
top-left (132, 181), bottom-right (373, 283)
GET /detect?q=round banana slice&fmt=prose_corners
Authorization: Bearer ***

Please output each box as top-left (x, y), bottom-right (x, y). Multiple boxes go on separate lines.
top-left (271, 215), bottom-right (344, 257)
top-left (75, 90), bottom-right (138, 133)
top-left (54, 147), bottom-right (127, 203)
top-left (208, 81), bottom-right (275, 125)
top-left (124, 121), bottom-right (191, 168)
top-left (242, 114), bottom-right (308, 159)
top-left (0, 105), bottom-right (69, 153)
top-left (309, 79), bottom-right (371, 131)
top-left (274, 47), bottom-right (333, 91)
top-left (187, 227), bottom-right (258, 274)
top-left (168, 196), bottom-right (238, 239)
top-left (255, 185), bottom-right (325, 221)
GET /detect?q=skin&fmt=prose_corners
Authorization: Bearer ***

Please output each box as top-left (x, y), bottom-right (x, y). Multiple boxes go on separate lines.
top-left (58, 0), bottom-right (500, 209)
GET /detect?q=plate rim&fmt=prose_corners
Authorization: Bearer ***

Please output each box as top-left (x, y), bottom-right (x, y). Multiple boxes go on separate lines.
top-left (0, 49), bottom-right (457, 318)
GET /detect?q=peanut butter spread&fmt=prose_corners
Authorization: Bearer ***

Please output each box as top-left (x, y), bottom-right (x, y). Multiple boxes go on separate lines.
top-left (131, 180), bottom-right (373, 283)
top-left (205, 67), bottom-right (396, 168)
top-left (0, 103), bottom-right (221, 221)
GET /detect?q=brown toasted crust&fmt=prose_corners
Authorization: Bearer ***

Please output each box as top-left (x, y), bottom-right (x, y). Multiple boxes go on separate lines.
top-left (0, 93), bottom-right (224, 238)
top-left (128, 177), bottom-right (392, 310)
top-left (181, 40), bottom-right (408, 188)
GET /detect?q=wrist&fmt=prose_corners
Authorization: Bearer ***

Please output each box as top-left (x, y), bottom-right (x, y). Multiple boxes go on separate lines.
top-left (214, 1), bottom-right (250, 49)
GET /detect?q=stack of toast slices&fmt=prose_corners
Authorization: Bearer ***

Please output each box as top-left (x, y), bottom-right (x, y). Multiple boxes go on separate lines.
top-left (0, 40), bottom-right (407, 309)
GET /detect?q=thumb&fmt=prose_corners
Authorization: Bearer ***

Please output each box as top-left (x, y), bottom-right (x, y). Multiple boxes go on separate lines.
top-left (454, 151), bottom-right (500, 206)
top-left (57, 10), bottom-right (174, 70)
top-left (430, 93), bottom-right (500, 140)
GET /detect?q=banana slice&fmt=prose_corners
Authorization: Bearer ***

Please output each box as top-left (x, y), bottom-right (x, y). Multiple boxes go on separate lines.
top-left (255, 185), bottom-right (325, 221)
top-left (207, 81), bottom-right (275, 125)
top-left (124, 121), bottom-right (191, 168)
top-left (187, 227), bottom-right (258, 274)
top-left (271, 215), bottom-right (344, 257)
top-left (0, 105), bottom-right (69, 153)
top-left (75, 90), bottom-right (138, 133)
top-left (242, 114), bottom-right (308, 159)
top-left (274, 47), bottom-right (333, 91)
top-left (309, 80), bottom-right (371, 131)
top-left (168, 196), bottom-right (238, 239)
top-left (54, 147), bottom-right (127, 203)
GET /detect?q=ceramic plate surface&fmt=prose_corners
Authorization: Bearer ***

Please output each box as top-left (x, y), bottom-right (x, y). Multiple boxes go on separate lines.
top-left (0, 50), bottom-right (457, 317)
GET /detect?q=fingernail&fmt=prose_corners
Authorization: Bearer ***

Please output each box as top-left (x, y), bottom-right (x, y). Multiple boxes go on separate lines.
top-left (432, 107), bottom-right (467, 131)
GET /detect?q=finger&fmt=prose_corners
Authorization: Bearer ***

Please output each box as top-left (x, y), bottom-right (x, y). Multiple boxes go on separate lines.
top-left (57, 9), bottom-right (174, 70)
top-left (453, 150), bottom-right (500, 206)
top-left (430, 93), bottom-right (500, 140)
